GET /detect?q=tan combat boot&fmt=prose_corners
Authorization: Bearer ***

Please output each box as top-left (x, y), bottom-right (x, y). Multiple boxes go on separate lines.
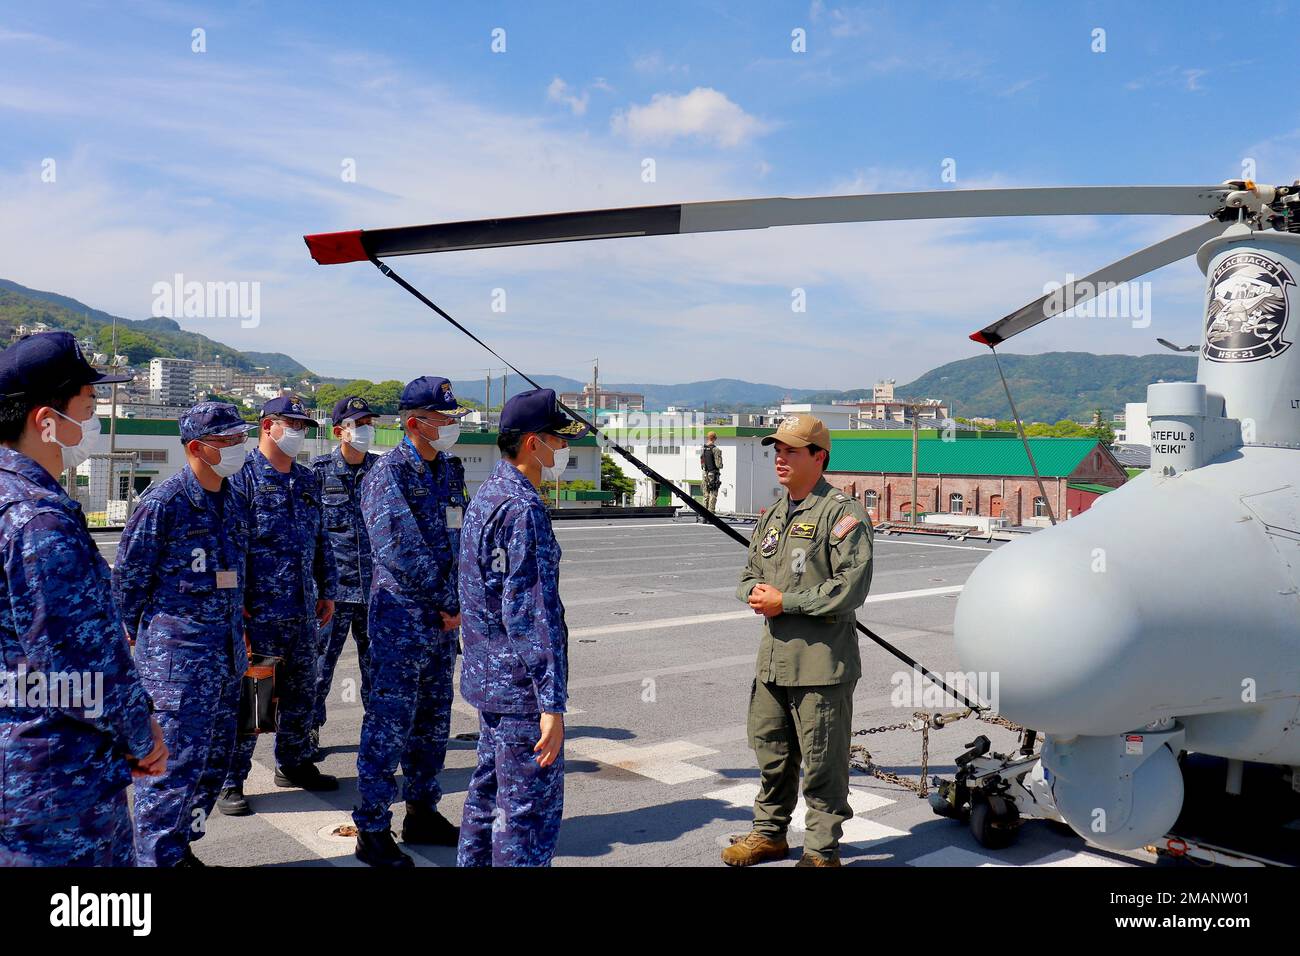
top-left (794, 851), bottom-right (841, 867)
top-left (721, 831), bottom-right (789, 866)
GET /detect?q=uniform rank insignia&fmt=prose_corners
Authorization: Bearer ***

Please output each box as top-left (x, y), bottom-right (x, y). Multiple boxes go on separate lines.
top-left (760, 526), bottom-right (779, 557)
top-left (831, 514), bottom-right (860, 540)
top-left (789, 522), bottom-right (816, 539)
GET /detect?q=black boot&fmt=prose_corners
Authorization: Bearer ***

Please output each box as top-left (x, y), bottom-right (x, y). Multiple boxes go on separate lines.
top-left (355, 830), bottom-right (415, 868)
top-left (274, 761), bottom-right (339, 791)
top-left (306, 726), bottom-right (323, 763)
top-left (216, 785), bottom-right (251, 816)
top-left (400, 801), bottom-right (459, 846)
top-left (176, 847), bottom-right (208, 868)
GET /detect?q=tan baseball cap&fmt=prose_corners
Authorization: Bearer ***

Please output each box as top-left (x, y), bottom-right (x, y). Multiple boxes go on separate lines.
top-left (761, 414), bottom-right (831, 450)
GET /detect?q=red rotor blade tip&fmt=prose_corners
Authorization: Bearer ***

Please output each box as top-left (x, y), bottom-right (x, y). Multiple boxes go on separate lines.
top-left (304, 230), bottom-right (368, 265)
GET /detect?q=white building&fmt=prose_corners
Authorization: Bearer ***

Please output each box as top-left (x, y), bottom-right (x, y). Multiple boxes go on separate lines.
top-left (149, 357), bottom-right (196, 406)
top-left (775, 403), bottom-right (856, 430)
top-left (194, 361), bottom-right (235, 393)
top-left (603, 426), bottom-right (781, 513)
top-left (1114, 402), bottom-right (1150, 445)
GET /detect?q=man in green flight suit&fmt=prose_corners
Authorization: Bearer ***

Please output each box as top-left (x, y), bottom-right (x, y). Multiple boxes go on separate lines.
top-left (723, 413), bottom-right (874, 868)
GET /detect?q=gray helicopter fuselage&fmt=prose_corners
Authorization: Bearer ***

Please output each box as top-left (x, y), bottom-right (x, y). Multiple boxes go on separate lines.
top-left (953, 227), bottom-right (1300, 849)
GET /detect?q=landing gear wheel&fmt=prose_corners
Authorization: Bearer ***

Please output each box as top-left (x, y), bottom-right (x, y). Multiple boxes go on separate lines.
top-left (970, 797), bottom-right (1018, 849)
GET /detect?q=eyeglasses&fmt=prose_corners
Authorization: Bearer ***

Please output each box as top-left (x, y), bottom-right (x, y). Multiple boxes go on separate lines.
top-left (202, 433), bottom-right (249, 448)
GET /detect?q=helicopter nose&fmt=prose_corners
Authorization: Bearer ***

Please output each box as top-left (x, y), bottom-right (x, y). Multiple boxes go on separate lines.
top-left (954, 529), bottom-right (1145, 736)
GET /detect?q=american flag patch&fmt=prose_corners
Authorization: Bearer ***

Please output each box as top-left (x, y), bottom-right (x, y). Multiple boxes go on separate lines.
top-left (831, 514), bottom-right (860, 540)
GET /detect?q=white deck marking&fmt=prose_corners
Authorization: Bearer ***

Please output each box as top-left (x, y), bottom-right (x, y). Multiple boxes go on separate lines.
top-left (872, 539), bottom-right (996, 552)
top-left (571, 654), bottom-right (754, 690)
top-left (567, 586), bottom-right (963, 639)
top-left (907, 845), bottom-right (1126, 867)
top-left (704, 782), bottom-right (909, 843)
top-left (238, 759), bottom-right (365, 866)
top-left (240, 754), bottom-right (457, 867)
top-left (568, 738), bottom-right (719, 784)
top-left (908, 846), bottom-right (1006, 867)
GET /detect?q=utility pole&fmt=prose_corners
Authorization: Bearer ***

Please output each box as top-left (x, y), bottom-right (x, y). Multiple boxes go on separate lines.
top-left (591, 357), bottom-right (599, 423)
top-left (910, 408), bottom-right (919, 528)
top-left (108, 315), bottom-right (119, 503)
top-left (485, 369), bottom-right (491, 429)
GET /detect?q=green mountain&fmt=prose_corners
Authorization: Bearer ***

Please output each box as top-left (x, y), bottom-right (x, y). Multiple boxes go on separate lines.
top-left (894, 351), bottom-right (1197, 423)
top-left (0, 279), bottom-right (312, 380)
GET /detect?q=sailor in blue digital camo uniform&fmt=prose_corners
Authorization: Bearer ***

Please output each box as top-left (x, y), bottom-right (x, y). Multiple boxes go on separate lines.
top-left (308, 395), bottom-right (379, 760)
top-left (113, 402), bottom-right (252, 867)
top-left (0, 332), bottom-right (167, 866)
top-left (457, 388), bottom-right (586, 868)
top-left (217, 396), bottom-right (337, 816)
top-left (353, 376), bottom-right (468, 867)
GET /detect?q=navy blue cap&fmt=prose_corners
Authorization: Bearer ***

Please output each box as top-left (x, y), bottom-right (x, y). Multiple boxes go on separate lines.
top-left (332, 395), bottom-right (375, 426)
top-left (180, 401), bottom-right (249, 443)
top-left (500, 388), bottom-right (590, 440)
top-left (0, 331), bottom-right (132, 398)
top-left (259, 395), bottom-right (318, 428)
top-left (399, 376), bottom-right (469, 416)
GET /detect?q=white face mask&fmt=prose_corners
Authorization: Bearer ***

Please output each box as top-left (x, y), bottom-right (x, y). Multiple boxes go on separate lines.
top-left (343, 423), bottom-right (374, 453)
top-left (51, 408), bottom-right (101, 470)
top-left (273, 423), bottom-right (306, 458)
top-left (535, 441), bottom-right (570, 482)
top-left (430, 422), bottom-right (459, 452)
top-left (201, 441), bottom-right (248, 478)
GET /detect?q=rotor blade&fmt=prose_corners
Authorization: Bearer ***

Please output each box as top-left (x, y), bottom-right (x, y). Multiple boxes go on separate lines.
top-left (304, 185), bottom-right (1231, 264)
top-left (970, 219), bottom-right (1226, 346)
top-left (1156, 337), bottom-right (1198, 353)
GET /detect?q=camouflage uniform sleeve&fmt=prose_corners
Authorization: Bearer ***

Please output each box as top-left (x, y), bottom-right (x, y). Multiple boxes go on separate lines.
top-left (736, 515), bottom-right (767, 603)
top-left (309, 471), bottom-right (338, 602)
top-left (9, 512), bottom-right (155, 759)
top-left (501, 501), bottom-right (567, 713)
top-left (111, 496), bottom-right (166, 643)
top-left (781, 499), bottom-right (874, 617)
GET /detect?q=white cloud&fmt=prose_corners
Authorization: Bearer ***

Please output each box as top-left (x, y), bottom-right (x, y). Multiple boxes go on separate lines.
top-left (611, 87), bottom-right (769, 148)
top-left (0, 33), bottom-right (1215, 389)
top-left (631, 52), bottom-right (688, 76)
top-left (546, 77), bottom-right (589, 116)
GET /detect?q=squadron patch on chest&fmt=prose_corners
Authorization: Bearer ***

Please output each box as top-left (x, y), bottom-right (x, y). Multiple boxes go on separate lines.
top-left (760, 526), bottom-right (780, 557)
top-left (788, 522), bottom-right (816, 539)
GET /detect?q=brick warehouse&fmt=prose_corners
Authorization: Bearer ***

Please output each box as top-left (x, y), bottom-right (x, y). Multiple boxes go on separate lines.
top-left (823, 435), bottom-right (1127, 525)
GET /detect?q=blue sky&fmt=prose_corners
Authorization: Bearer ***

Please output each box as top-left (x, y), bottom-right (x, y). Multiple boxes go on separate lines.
top-left (2, 0), bottom-right (1297, 389)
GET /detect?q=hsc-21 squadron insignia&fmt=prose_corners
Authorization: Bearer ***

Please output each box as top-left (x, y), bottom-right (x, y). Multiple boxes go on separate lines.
top-left (760, 526), bottom-right (779, 557)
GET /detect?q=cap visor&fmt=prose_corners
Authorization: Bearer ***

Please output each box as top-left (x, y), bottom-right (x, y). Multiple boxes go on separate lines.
top-left (91, 371), bottom-right (133, 386)
top-left (211, 422), bottom-right (254, 436)
top-left (761, 433), bottom-right (810, 447)
top-left (542, 418), bottom-right (590, 441)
